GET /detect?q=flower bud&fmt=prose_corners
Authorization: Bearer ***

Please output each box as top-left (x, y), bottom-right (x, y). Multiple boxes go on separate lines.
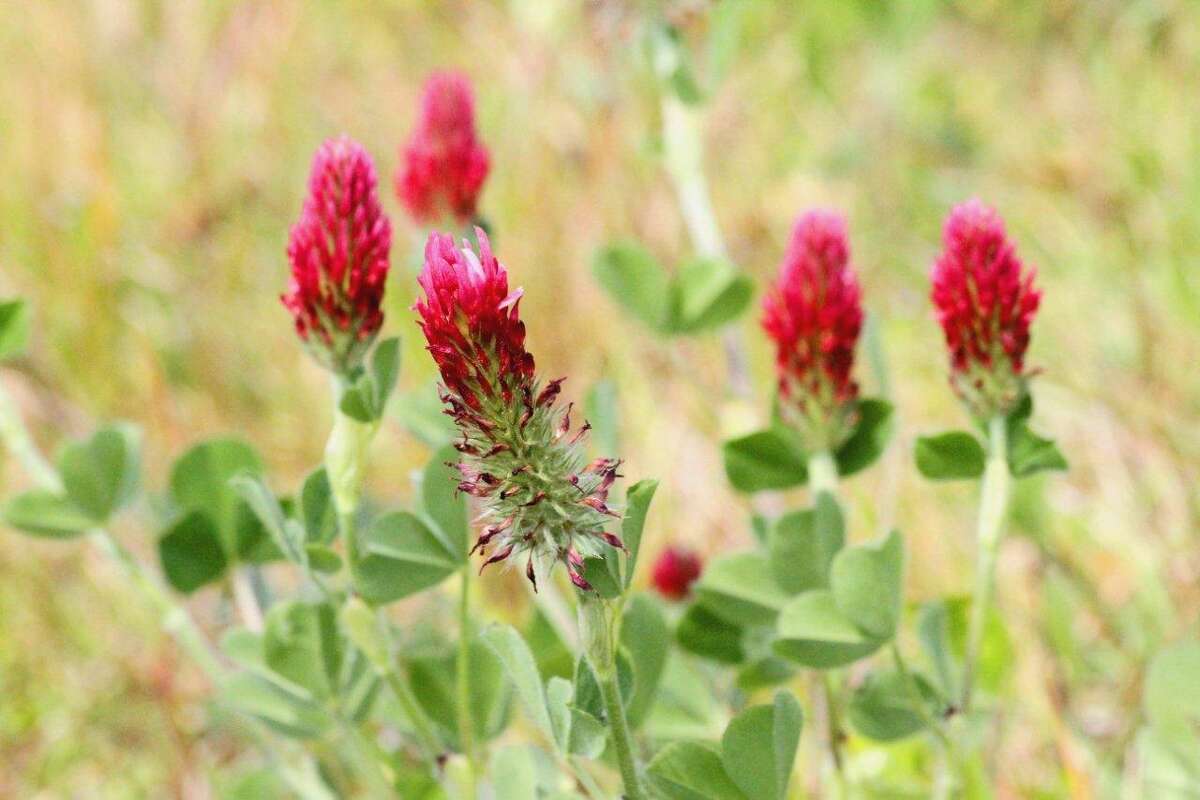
top-left (397, 72), bottom-right (490, 226)
top-left (931, 200), bottom-right (1041, 418)
top-left (283, 136), bottom-right (392, 375)
top-left (650, 546), bottom-right (703, 600)
top-left (415, 231), bottom-right (623, 591)
top-left (761, 211), bottom-right (863, 451)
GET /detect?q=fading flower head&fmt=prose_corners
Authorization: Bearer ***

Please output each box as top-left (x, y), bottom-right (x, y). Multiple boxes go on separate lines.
top-left (415, 232), bottom-right (622, 591)
top-left (397, 72), bottom-right (490, 226)
top-left (931, 200), bottom-right (1041, 417)
top-left (283, 136), bottom-right (391, 374)
top-left (761, 210), bottom-right (864, 451)
top-left (651, 546), bottom-right (703, 600)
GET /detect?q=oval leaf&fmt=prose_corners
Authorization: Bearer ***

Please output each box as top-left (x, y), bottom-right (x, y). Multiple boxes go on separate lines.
top-left (0, 299), bottom-right (30, 361)
top-left (1, 489), bottom-right (94, 539)
top-left (694, 552), bottom-right (789, 627)
top-left (648, 741), bottom-right (749, 800)
top-left (263, 600), bottom-right (342, 700)
top-left (774, 590), bottom-right (882, 668)
top-left (593, 241), bottom-right (673, 333)
top-left (848, 669), bottom-right (942, 742)
top-left (58, 425), bottom-right (140, 523)
top-left (835, 398), bottom-right (894, 477)
top-left (159, 511), bottom-right (228, 593)
top-left (722, 429), bottom-right (807, 493)
top-left (720, 692), bottom-right (803, 800)
top-left (353, 511), bottom-right (459, 604)
top-left (769, 493), bottom-right (844, 594)
top-left (830, 530), bottom-right (905, 640)
top-left (670, 258), bottom-right (754, 334)
top-left (915, 431), bottom-right (986, 480)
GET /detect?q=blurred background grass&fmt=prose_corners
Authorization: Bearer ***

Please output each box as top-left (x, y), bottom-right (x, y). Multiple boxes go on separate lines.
top-left (1, 0), bottom-right (1198, 796)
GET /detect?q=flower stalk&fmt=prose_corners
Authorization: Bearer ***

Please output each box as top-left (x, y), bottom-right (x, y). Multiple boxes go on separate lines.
top-left (456, 567), bottom-right (478, 796)
top-left (807, 450), bottom-right (840, 498)
top-left (962, 415), bottom-right (1010, 712)
top-left (660, 90), bottom-right (750, 398)
top-left (807, 450), bottom-right (845, 788)
top-left (577, 594), bottom-right (646, 800)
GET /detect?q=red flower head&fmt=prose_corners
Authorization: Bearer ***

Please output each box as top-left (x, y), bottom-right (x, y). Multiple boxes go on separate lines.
top-left (415, 230), bottom-right (534, 410)
top-left (397, 72), bottom-right (490, 226)
top-left (931, 200), bottom-right (1041, 417)
top-left (283, 136), bottom-right (392, 374)
top-left (651, 546), bottom-right (703, 600)
top-left (415, 232), bottom-right (622, 591)
top-left (761, 211), bottom-right (864, 450)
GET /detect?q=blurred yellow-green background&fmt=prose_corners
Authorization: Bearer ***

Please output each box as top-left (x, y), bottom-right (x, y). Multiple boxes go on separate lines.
top-left (2, 0), bottom-right (1199, 796)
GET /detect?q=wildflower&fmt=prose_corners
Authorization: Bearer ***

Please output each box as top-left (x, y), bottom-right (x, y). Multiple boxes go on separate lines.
top-left (415, 230), bottom-right (622, 590)
top-left (931, 200), bottom-right (1041, 418)
top-left (282, 136), bottom-right (391, 374)
top-left (397, 72), bottom-right (490, 226)
top-left (651, 546), bottom-right (703, 600)
top-left (761, 211), bottom-right (864, 451)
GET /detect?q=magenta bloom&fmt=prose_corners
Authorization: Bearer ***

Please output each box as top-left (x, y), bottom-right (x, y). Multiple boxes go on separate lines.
top-left (283, 136), bottom-right (392, 373)
top-left (931, 200), bottom-right (1041, 417)
top-left (415, 232), bottom-right (622, 591)
top-left (651, 546), bottom-right (703, 601)
top-left (397, 72), bottom-right (490, 226)
top-left (415, 230), bottom-right (534, 410)
top-left (761, 211), bottom-right (864, 450)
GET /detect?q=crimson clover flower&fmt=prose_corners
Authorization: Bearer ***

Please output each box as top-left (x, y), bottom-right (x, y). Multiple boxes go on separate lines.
top-left (931, 200), bottom-right (1041, 418)
top-left (650, 546), bottom-right (703, 600)
top-left (283, 136), bottom-right (392, 374)
top-left (761, 210), bottom-right (864, 451)
top-left (415, 230), bottom-right (623, 591)
top-left (397, 72), bottom-right (490, 226)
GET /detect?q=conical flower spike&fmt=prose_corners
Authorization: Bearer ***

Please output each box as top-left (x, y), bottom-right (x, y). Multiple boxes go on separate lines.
top-left (931, 200), bottom-right (1041, 418)
top-left (283, 136), bottom-right (392, 375)
top-left (761, 210), bottom-right (864, 451)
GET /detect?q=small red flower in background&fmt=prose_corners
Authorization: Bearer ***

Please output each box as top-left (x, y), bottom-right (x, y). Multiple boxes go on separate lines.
top-left (415, 232), bottom-right (621, 591)
top-left (931, 199), bottom-right (1041, 417)
top-left (283, 136), bottom-right (391, 374)
top-left (651, 546), bottom-right (703, 600)
top-left (397, 72), bottom-right (490, 226)
top-left (762, 210), bottom-right (864, 450)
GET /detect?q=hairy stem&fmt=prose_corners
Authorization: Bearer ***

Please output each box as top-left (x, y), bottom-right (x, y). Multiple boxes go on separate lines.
top-left (962, 415), bottom-right (1010, 712)
top-left (807, 450), bottom-right (846, 789)
top-left (578, 595), bottom-right (645, 800)
top-left (807, 449), bottom-right (840, 499)
top-left (660, 93), bottom-right (751, 399)
top-left (457, 568), bottom-right (478, 797)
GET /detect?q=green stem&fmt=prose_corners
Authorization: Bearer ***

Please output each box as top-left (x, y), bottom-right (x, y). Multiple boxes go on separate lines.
top-left (660, 91), bottom-right (750, 399)
top-left (807, 450), bottom-right (840, 499)
top-left (806, 450), bottom-right (847, 791)
top-left (0, 385), bottom-right (60, 489)
top-left (962, 416), bottom-right (1010, 713)
top-left (578, 595), bottom-right (645, 800)
top-left (457, 568), bottom-right (478, 797)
